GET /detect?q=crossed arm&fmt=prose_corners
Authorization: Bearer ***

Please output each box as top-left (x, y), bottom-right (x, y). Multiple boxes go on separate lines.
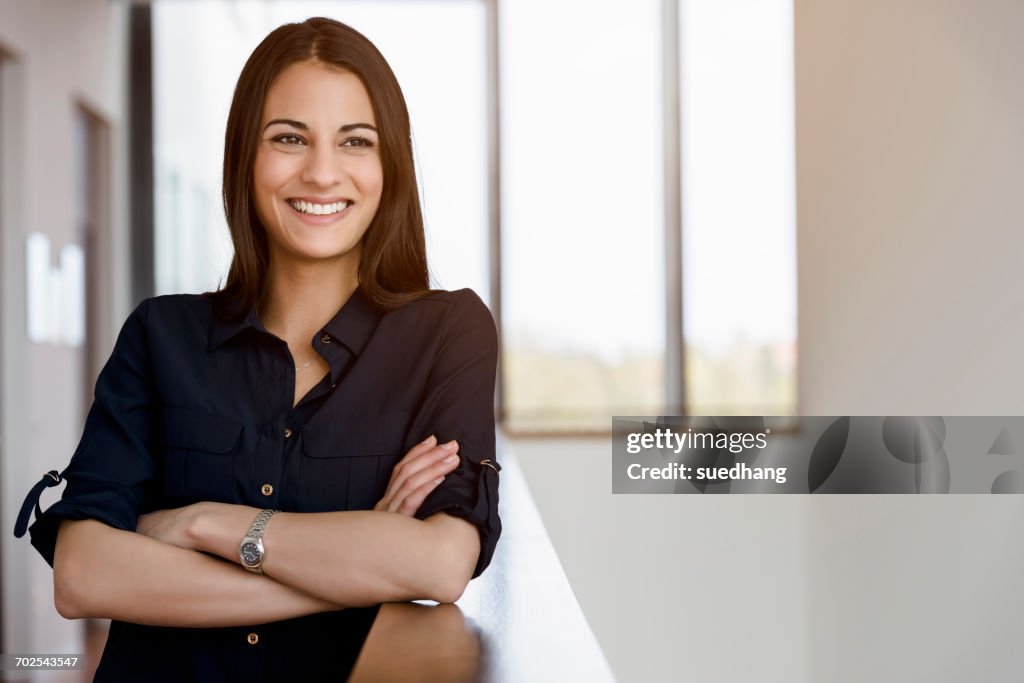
top-left (53, 437), bottom-right (480, 627)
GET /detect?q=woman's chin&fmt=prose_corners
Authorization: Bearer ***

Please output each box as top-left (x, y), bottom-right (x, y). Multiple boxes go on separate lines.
top-left (266, 238), bottom-right (356, 263)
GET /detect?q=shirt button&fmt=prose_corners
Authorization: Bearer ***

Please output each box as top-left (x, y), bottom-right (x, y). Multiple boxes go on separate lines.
top-left (283, 428), bottom-right (293, 439)
top-left (261, 484), bottom-right (274, 496)
top-left (320, 334), bottom-right (332, 344)
top-left (247, 632), bottom-right (259, 645)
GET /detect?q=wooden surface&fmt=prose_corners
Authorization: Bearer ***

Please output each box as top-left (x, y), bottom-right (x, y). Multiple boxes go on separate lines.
top-left (349, 445), bottom-right (616, 682)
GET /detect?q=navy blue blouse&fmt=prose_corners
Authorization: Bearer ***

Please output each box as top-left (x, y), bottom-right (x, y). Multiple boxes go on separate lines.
top-left (13, 286), bottom-right (501, 682)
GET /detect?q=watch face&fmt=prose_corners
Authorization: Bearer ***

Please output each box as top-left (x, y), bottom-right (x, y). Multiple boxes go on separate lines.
top-left (240, 541), bottom-right (262, 566)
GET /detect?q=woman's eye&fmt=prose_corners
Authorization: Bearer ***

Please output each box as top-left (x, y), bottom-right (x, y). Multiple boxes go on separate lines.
top-left (272, 134), bottom-right (304, 145)
top-left (342, 137), bottom-right (375, 148)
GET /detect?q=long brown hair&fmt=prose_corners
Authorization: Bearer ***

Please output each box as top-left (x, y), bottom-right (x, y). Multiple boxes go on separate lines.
top-left (206, 17), bottom-right (433, 318)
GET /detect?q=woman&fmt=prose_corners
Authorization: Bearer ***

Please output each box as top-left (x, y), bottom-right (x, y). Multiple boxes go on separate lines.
top-left (13, 17), bottom-right (500, 681)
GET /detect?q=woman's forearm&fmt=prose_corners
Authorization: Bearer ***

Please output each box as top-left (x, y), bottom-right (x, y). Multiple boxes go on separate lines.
top-left (191, 505), bottom-right (479, 607)
top-left (54, 519), bottom-right (345, 627)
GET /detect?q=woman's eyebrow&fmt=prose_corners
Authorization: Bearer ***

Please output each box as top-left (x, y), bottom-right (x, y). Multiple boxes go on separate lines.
top-left (263, 118), bottom-right (378, 133)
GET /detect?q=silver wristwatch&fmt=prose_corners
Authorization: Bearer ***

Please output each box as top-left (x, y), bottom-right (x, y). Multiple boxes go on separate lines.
top-left (239, 509), bottom-right (280, 574)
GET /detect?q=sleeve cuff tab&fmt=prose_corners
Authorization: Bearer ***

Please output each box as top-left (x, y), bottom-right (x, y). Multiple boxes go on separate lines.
top-left (13, 470), bottom-right (64, 538)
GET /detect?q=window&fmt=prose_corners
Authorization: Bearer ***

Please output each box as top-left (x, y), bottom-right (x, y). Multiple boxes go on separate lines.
top-left (149, 0), bottom-right (797, 431)
top-left (680, 0), bottom-right (797, 415)
top-left (500, 0), bottom-right (666, 432)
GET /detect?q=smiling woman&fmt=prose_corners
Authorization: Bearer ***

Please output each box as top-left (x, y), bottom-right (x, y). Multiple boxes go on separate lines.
top-left (13, 16), bottom-right (501, 683)
top-left (254, 63), bottom-right (383, 267)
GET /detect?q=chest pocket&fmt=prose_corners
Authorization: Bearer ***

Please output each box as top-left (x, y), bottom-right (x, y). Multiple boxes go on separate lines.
top-left (160, 406), bottom-right (243, 505)
top-left (299, 411), bottom-right (411, 513)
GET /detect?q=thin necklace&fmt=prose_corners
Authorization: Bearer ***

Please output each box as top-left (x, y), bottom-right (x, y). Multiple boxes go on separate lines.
top-left (256, 303), bottom-right (318, 373)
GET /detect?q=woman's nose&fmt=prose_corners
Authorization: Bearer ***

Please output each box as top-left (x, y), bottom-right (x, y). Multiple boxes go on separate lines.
top-left (300, 145), bottom-right (346, 187)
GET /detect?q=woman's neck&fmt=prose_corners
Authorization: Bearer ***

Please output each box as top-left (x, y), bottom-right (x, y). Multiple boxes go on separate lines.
top-left (258, 256), bottom-right (359, 344)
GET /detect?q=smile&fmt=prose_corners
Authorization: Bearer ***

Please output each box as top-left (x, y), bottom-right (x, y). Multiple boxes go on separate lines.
top-left (286, 199), bottom-right (352, 215)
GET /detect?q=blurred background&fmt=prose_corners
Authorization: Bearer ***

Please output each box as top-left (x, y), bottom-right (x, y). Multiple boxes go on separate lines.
top-left (2, 0), bottom-right (1023, 681)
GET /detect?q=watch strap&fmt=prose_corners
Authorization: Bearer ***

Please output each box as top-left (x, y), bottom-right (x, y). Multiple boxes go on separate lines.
top-left (247, 508), bottom-right (280, 541)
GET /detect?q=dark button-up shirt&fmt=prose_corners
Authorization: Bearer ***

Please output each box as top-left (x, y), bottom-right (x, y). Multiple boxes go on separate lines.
top-left (13, 286), bottom-right (501, 682)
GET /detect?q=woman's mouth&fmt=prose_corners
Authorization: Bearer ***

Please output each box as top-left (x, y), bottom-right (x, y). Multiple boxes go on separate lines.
top-left (286, 197), bottom-right (354, 224)
top-left (287, 198), bottom-right (351, 215)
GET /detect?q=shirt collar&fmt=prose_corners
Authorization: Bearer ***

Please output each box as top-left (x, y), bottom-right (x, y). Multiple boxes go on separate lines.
top-left (321, 286), bottom-right (382, 355)
top-left (207, 286), bottom-right (382, 354)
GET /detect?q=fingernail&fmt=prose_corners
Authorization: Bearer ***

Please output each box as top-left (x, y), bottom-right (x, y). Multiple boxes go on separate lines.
top-left (421, 435), bottom-right (436, 445)
top-left (445, 440), bottom-right (458, 450)
top-left (433, 477), bottom-right (444, 484)
top-left (443, 454), bottom-right (458, 464)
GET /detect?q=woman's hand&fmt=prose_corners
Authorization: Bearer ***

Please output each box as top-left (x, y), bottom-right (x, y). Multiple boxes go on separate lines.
top-left (136, 503), bottom-right (206, 551)
top-left (374, 435), bottom-right (461, 516)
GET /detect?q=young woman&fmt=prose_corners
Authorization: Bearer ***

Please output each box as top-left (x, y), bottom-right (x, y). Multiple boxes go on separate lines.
top-left (13, 17), bottom-right (501, 681)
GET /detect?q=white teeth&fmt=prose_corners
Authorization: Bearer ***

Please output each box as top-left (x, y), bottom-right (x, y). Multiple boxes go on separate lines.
top-left (288, 199), bottom-right (351, 215)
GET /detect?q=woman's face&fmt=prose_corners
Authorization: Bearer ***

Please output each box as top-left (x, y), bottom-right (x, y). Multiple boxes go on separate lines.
top-left (253, 60), bottom-right (383, 269)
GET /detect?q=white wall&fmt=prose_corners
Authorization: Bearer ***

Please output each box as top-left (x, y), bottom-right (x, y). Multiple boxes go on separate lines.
top-left (797, 1), bottom-right (1024, 681)
top-left (796, 0), bottom-right (1024, 416)
top-left (0, 0), bottom-right (129, 673)
top-left (513, 438), bottom-right (810, 682)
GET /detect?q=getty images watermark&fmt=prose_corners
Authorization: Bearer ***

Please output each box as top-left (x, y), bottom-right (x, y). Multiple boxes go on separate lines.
top-left (613, 416), bottom-right (1024, 494)
top-left (625, 424), bottom-right (784, 484)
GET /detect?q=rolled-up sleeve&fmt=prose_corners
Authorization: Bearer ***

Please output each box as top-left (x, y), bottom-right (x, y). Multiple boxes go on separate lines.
top-left (13, 299), bottom-right (157, 568)
top-left (412, 289), bottom-right (501, 579)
